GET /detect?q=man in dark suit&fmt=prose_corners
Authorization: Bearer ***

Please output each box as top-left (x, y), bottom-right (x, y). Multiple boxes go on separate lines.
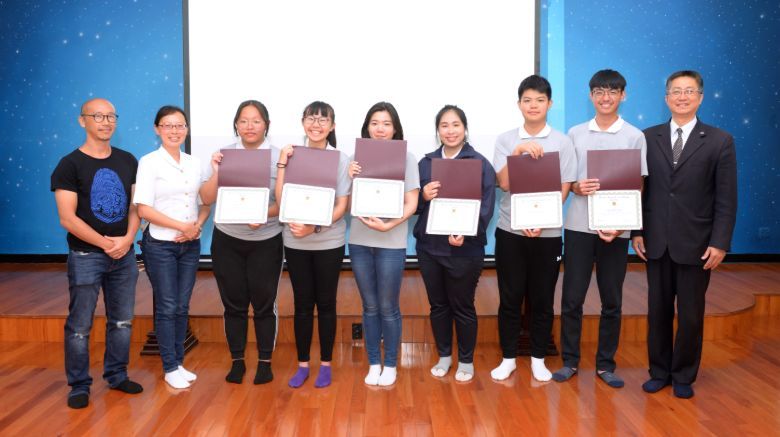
top-left (632, 70), bottom-right (737, 399)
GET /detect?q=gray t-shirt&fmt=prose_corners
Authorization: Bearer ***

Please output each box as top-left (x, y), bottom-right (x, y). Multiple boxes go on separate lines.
top-left (282, 145), bottom-right (352, 250)
top-left (203, 141), bottom-right (283, 241)
top-left (348, 152), bottom-right (420, 249)
top-left (564, 117), bottom-right (648, 238)
top-left (493, 124), bottom-right (577, 238)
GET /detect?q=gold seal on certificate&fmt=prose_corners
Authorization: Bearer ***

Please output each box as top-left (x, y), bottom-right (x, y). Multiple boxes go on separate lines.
top-left (425, 198), bottom-right (481, 236)
top-left (588, 190), bottom-right (642, 230)
top-left (215, 187), bottom-right (269, 224)
top-left (510, 191), bottom-right (562, 230)
top-left (351, 178), bottom-right (404, 218)
top-left (279, 183), bottom-right (335, 226)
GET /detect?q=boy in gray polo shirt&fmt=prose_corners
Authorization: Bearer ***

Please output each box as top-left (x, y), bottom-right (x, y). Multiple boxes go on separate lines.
top-left (490, 75), bottom-right (577, 382)
top-left (552, 69), bottom-right (648, 388)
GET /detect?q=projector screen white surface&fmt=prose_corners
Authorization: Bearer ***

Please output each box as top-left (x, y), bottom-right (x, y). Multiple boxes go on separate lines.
top-left (186, 0), bottom-right (538, 166)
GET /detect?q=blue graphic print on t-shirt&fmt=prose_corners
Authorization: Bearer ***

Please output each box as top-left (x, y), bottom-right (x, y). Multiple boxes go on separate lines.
top-left (90, 168), bottom-right (128, 223)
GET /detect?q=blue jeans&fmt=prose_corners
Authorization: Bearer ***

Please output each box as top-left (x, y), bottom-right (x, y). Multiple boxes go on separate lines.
top-left (349, 244), bottom-right (405, 367)
top-left (141, 231), bottom-right (200, 373)
top-left (65, 249), bottom-right (138, 396)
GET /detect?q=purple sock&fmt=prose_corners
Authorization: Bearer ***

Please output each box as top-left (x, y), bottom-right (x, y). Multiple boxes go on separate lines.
top-left (315, 366), bottom-right (332, 388)
top-left (288, 366), bottom-right (309, 388)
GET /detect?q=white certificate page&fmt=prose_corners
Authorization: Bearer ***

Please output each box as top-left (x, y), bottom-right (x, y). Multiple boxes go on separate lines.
top-left (351, 178), bottom-right (404, 219)
top-left (215, 187), bottom-right (269, 224)
top-left (425, 198), bottom-right (481, 236)
top-left (588, 190), bottom-right (642, 230)
top-left (279, 183), bottom-right (335, 226)
top-left (510, 191), bottom-right (562, 230)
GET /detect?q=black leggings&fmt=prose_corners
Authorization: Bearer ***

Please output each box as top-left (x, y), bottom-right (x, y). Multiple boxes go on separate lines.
top-left (284, 245), bottom-right (344, 362)
top-left (211, 229), bottom-right (283, 361)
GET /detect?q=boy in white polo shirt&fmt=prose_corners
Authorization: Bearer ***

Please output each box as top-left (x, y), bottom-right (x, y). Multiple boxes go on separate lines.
top-left (490, 75), bottom-right (577, 382)
top-left (552, 69), bottom-right (648, 388)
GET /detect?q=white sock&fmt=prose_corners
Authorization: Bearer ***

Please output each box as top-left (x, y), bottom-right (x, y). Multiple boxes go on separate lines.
top-left (178, 365), bottom-right (197, 382)
top-left (455, 362), bottom-right (474, 382)
top-left (431, 356), bottom-right (452, 377)
top-left (490, 358), bottom-right (517, 381)
top-left (364, 364), bottom-right (381, 385)
top-left (531, 357), bottom-right (552, 382)
top-left (378, 367), bottom-right (397, 386)
top-left (165, 370), bottom-right (190, 389)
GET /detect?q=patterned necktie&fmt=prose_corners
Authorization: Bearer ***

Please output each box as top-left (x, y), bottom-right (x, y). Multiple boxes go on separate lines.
top-left (672, 127), bottom-right (683, 166)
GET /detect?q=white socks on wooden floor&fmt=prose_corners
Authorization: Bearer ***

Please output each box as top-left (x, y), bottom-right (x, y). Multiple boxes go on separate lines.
top-left (431, 356), bottom-right (452, 377)
top-left (378, 367), bottom-right (397, 386)
top-left (365, 365), bottom-right (381, 385)
top-left (178, 365), bottom-right (197, 382)
top-left (490, 358), bottom-right (517, 381)
top-left (455, 363), bottom-right (474, 382)
top-left (165, 370), bottom-right (190, 389)
top-left (531, 357), bottom-right (552, 382)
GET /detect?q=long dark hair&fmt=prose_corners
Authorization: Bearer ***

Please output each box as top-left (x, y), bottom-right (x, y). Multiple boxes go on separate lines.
top-left (360, 101), bottom-right (404, 140)
top-left (233, 100), bottom-right (270, 137)
top-left (302, 101), bottom-right (337, 147)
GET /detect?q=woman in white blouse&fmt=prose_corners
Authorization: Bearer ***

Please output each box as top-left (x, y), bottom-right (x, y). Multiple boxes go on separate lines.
top-left (134, 106), bottom-right (210, 389)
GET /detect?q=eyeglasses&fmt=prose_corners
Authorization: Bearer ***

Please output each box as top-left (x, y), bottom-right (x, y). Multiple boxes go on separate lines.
top-left (158, 123), bottom-right (188, 131)
top-left (667, 88), bottom-right (702, 97)
top-left (81, 112), bottom-right (118, 123)
top-left (303, 116), bottom-right (331, 126)
top-left (591, 88), bottom-right (621, 98)
top-left (236, 119), bottom-right (264, 128)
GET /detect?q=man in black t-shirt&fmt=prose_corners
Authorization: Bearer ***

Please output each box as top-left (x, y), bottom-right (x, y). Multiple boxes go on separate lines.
top-left (50, 98), bottom-right (143, 409)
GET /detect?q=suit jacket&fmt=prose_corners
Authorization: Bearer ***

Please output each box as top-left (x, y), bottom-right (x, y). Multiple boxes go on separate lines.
top-left (639, 120), bottom-right (737, 265)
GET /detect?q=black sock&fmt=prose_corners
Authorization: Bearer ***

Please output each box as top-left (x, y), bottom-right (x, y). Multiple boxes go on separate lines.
top-left (111, 379), bottom-right (143, 394)
top-left (67, 393), bottom-right (89, 409)
top-left (226, 359), bottom-right (246, 384)
top-left (254, 361), bottom-right (273, 385)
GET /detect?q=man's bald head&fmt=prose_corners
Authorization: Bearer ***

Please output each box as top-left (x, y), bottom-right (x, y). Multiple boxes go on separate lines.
top-left (80, 98), bottom-right (115, 115)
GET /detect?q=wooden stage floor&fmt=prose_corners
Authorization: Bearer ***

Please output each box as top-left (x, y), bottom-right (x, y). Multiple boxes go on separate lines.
top-left (1, 263), bottom-right (778, 343)
top-left (1, 321), bottom-right (779, 435)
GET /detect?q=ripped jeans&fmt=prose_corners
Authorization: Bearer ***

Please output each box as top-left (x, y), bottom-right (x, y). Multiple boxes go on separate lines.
top-left (65, 249), bottom-right (138, 395)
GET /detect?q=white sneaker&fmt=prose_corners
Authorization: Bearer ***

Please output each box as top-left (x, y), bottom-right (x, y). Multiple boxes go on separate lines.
top-left (165, 370), bottom-right (191, 389)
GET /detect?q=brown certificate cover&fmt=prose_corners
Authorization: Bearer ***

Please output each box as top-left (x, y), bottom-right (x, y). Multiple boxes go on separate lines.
top-left (587, 149), bottom-right (642, 190)
top-left (284, 146), bottom-right (340, 189)
top-left (431, 158), bottom-right (482, 200)
top-left (354, 138), bottom-right (406, 180)
top-left (218, 149), bottom-right (271, 188)
top-left (507, 152), bottom-right (561, 194)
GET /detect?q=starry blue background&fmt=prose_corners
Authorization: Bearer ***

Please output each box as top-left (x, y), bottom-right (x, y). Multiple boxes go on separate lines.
top-left (0, 0), bottom-right (777, 255)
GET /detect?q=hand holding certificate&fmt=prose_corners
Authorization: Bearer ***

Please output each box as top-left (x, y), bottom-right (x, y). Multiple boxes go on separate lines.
top-left (214, 149), bottom-right (271, 224)
top-left (425, 158), bottom-right (482, 236)
top-left (350, 138), bottom-right (406, 219)
top-left (507, 152), bottom-right (562, 230)
top-left (587, 149), bottom-right (642, 230)
top-left (279, 146), bottom-right (339, 226)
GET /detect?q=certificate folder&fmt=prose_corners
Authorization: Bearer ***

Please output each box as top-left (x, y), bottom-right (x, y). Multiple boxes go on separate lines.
top-left (354, 138), bottom-right (406, 180)
top-left (431, 158), bottom-right (482, 200)
top-left (218, 149), bottom-right (271, 188)
top-left (507, 152), bottom-right (561, 194)
top-left (587, 149), bottom-right (641, 190)
top-left (285, 146), bottom-right (340, 189)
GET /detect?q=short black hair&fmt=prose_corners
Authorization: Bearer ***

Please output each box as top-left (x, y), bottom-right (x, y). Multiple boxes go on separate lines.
top-left (589, 69), bottom-right (626, 91)
top-left (233, 100), bottom-right (270, 137)
top-left (361, 102), bottom-right (404, 140)
top-left (666, 70), bottom-right (704, 90)
top-left (518, 74), bottom-right (552, 100)
top-left (154, 105), bottom-right (188, 126)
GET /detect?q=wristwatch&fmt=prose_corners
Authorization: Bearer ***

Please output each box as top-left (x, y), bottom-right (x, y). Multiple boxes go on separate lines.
top-left (314, 225), bottom-right (322, 233)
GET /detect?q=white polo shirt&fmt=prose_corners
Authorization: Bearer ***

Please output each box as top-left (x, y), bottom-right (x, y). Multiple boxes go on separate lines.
top-left (134, 146), bottom-right (206, 241)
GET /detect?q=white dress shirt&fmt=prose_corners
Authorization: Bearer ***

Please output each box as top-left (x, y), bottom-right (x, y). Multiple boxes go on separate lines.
top-left (670, 117), bottom-right (697, 151)
top-left (134, 147), bottom-right (206, 241)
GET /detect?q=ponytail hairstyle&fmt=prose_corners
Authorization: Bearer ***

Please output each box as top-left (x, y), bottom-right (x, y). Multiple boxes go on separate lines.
top-left (302, 101), bottom-right (337, 147)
